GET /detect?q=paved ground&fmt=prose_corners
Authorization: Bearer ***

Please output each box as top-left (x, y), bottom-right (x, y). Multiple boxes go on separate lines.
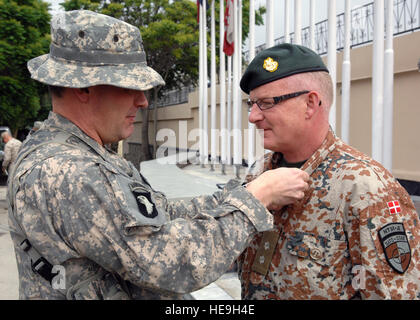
top-left (1, 154), bottom-right (419, 300)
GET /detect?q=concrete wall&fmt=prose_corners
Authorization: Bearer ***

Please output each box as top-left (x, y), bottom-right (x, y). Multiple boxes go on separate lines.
top-left (125, 31), bottom-right (420, 182)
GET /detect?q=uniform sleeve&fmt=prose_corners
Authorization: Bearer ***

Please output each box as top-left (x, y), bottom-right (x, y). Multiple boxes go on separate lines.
top-left (162, 179), bottom-right (245, 220)
top-left (345, 175), bottom-right (420, 299)
top-left (2, 142), bottom-right (11, 169)
top-left (47, 159), bottom-right (273, 294)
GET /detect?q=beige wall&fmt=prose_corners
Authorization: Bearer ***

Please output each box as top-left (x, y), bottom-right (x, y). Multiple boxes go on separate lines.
top-left (127, 31), bottom-right (420, 182)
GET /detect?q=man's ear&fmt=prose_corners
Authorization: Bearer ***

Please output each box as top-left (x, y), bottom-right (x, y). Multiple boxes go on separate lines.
top-left (72, 87), bottom-right (90, 103)
top-left (305, 91), bottom-right (321, 120)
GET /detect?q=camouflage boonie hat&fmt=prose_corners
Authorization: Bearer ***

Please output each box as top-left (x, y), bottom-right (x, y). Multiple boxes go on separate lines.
top-left (27, 10), bottom-right (165, 91)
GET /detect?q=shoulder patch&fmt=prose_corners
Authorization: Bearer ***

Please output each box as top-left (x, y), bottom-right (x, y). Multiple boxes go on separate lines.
top-left (378, 222), bottom-right (411, 274)
top-left (132, 190), bottom-right (158, 219)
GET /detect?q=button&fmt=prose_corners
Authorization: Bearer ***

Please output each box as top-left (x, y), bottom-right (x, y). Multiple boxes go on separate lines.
top-left (310, 248), bottom-right (323, 260)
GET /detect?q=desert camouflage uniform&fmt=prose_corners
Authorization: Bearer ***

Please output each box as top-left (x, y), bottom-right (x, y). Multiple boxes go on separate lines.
top-left (238, 128), bottom-right (420, 300)
top-left (2, 137), bottom-right (22, 172)
top-left (8, 112), bottom-right (274, 300)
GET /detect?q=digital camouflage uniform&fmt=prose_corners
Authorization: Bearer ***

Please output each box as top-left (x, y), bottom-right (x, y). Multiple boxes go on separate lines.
top-left (8, 112), bottom-right (274, 299)
top-left (238, 129), bottom-right (420, 300)
top-left (7, 10), bottom-right (275, 300)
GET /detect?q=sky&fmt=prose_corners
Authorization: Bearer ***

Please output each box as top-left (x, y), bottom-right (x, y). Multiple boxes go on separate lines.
top-left (44, 0), bottom-right (373, 46)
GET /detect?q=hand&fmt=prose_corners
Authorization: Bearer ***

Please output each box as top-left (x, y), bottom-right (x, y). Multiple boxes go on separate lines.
top-left (246, 168), bottom-right (309, 211)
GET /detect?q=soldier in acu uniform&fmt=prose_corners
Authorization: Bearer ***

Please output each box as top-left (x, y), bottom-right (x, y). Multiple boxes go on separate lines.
top-left (238, 43), bottom-right (420, 300)
top-left (7, 10), bottom-right (310, 300)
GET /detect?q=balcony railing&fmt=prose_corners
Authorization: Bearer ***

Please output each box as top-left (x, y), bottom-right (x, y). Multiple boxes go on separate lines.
top-left (160, 0), bottom-right (419, 107)
top-left (245, 0), bottom-right (420, 61)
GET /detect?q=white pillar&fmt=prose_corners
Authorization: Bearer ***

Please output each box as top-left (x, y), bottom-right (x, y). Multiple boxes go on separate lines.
top-left (266, 0), bottom-right (274, 47)
top-left (310, 0), bottom-right (316, 50)
top-left (383, 0), bottom-right (394, 171)
top-left (227, 56), bottom-right (232, 165)
top-left (234, 0), bottom-right (243, 167)
top-left (341, 0), bottom-right (351, 144)
top-left (372, 0), bottom-right (384, 163)
top-left (210, 0), bottom-right (217, 168)
top-left (294, 0), bottom-right (302, 45)
top-left (248, 0), bottom-right (256, 168)
top-left (220, 0), bottom-right (227, 167)
top-left (284, 0), bottom-right (290, 43)
top-left (202, 0), bottom-right (209, 164)
top-left (232, 0), bottom-right (239, 165)
top-left (328, 0), bottom-right (337, 131)
top-left (199, 4), bottom-right (203, 163)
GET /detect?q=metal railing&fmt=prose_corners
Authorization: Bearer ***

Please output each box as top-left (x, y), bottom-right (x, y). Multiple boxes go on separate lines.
top-left (244, 0), bottom-right (420, 61)
top-left (155, 85), bottom-right (196, 108)
top-left (160, 0), bottom-right (419, 107)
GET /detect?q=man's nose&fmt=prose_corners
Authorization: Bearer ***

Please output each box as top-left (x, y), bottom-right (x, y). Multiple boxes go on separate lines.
top-left (248, 104), bottom-right (264, 123)
top-left (135, 91), bottom-right (148, 109)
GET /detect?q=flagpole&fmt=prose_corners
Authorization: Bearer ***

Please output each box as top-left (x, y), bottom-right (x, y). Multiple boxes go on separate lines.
top-left (227, 55), bottom-right (232, 166)
top-left (328, 0), bottom-right (337, 131)
top-left (202, 0), bottom-right (209, 166)
top-left (210, 0), bottom-right (216, 171)
top-left (341, 0), bottom-right (351, 144)
top-left (248, 0), bottom-right (255, 169)
top-left (266, 0), bottom-right (274, 48)
top-left (372, 0), bottom-right (384, 163)
top-left (220, 0), bottom-right (227, 174)
top-left (234, 0), bottom-right (243, 178)
top-left (284, 0), bottom-right (290, 43)
top-left (294, 0), bottom-right (302, 45)
top-left (310, 0), bottom-right (316, 50)
top-left (198, 0), bottom-right (203, 165)
top-left (383, 0), bottom-right (394, 171)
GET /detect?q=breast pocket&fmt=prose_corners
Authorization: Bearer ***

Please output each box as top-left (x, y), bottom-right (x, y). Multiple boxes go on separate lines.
top-left (99, 162), bottom-right (167, 236)
top-left (285, 231), bottom-right (350, 296)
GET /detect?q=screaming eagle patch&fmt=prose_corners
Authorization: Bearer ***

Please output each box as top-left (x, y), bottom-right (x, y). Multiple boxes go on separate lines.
top-left (378, 223), bottom-right (411, 274)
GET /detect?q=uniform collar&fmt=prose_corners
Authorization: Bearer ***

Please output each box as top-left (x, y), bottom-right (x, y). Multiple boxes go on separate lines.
top-left (44, 111), bottom-right (111, 161)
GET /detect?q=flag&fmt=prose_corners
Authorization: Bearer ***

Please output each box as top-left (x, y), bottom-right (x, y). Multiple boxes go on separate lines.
top-left (223, 0), bottom-right (234, 56)
top-left (197, 0), bottom-right (210, 23)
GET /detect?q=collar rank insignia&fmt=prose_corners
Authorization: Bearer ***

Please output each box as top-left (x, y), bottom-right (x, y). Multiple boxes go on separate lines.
top-left (378, 222), bottom-right (411, 274)
top-left (132, 190), bottom-right (158, 219)
top-left (263, 57), bottom-right (278, 72)
top-left (387, 200), bottom-right (401, 215)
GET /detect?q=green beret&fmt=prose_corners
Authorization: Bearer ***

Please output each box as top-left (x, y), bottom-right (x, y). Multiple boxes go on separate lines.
top-left (240, 43), bottom-right (329, 94)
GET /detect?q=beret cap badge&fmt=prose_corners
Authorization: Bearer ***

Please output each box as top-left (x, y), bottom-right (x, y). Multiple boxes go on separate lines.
top-left (263, 57), bottom-right (278, 72)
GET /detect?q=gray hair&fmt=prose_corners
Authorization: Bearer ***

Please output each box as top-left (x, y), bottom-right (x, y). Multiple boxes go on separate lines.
top-left (1, 131), bottom-right (10, 139)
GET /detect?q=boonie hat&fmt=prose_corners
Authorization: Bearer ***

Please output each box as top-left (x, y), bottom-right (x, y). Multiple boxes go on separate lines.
top-left (27, 10), bottom-right (165, 91)
top-left (240, 43), bottom-right (329, 94)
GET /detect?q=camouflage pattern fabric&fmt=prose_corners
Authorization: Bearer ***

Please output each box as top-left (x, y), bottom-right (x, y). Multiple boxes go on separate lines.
top-left (238, 129), bottom-right (420, 300)
top-left (27, 10), bottom-right (165, 91)
top-left (8, 112), bottom-right (274, 300)
top-left (2, 138), bottom-right (22, 172)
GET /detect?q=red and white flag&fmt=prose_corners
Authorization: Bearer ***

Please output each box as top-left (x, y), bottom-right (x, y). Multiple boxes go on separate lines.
top-left (387, 200), bottom-right (402, 215)
top-left (223, 0), bottom-right (234, 56)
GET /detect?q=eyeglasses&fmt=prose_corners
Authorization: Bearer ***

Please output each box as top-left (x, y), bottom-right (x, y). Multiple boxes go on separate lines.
top-left (247, 90), bottom-right (310, 111)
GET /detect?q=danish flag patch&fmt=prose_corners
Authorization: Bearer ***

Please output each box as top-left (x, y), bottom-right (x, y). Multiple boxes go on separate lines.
top-left (387, 200), bottom-right (401, 215)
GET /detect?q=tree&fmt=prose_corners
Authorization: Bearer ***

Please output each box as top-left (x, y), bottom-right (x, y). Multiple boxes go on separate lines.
top-left (0, 0), bottom-right (51, 136)
top-left (61, 0), bottom-right (265, 160)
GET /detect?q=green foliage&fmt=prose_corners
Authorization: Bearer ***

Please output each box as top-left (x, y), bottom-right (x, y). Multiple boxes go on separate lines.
top-left (0, 0), bottom-right (51, 135)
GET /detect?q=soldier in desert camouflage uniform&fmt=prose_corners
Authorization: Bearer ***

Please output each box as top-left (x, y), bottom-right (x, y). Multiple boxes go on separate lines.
top-left (7, 10), bottom-right (309, 300)
top-left (238, 43), bottom-right (420, 300)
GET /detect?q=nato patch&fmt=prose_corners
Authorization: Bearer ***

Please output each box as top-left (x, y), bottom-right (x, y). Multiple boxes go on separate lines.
top-left (378, 223), bottom-right (411, 274)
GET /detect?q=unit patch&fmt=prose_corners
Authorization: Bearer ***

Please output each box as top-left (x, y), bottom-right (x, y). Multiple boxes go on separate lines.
top-left (378, 223), bottom-right (411, 274)
top-left (132, 190), bottom-right (158, 218)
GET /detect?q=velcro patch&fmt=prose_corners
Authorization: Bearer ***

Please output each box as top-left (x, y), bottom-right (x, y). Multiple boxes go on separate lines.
top-left (378, 223), bottom-right (411, 274)
top-left (132, 190), bottom-right (158, 219)
top-left (387, 200), bottom-right (402, 215)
